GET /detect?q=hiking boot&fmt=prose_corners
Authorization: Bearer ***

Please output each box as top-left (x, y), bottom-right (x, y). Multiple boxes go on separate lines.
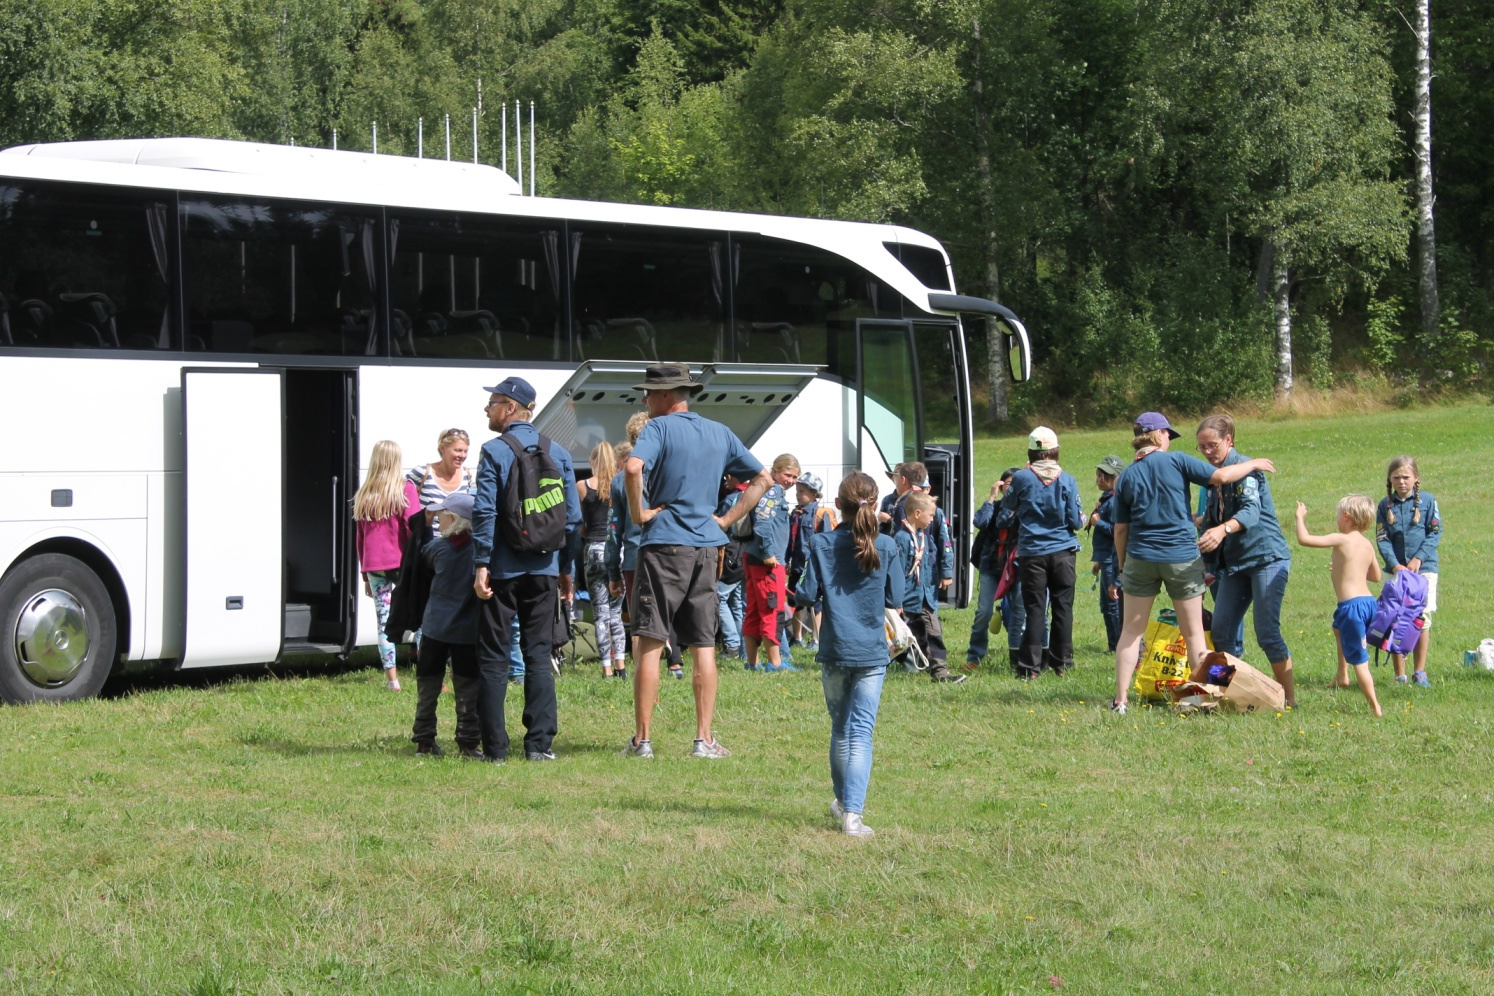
top-left (691, 737), bottom-right (732, 759)
top-left (622, 737), bottom-right (653, 759)
top-left (842, 813), bottom-right (875, 838)
top-left (415, 742), bottom-right (443, 757)
top-left (1413, 670), bottom-right (1430, 688)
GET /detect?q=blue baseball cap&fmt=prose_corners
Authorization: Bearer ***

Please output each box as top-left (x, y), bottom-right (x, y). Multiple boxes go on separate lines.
top-left (796, 471), bottom-right (824, 496)
top-left (483, 376), bottom-right (537, 409)
top-left (1133, 411), bottom-right (1180, 439)
top-left (431, 490), bottom-right (475, 520)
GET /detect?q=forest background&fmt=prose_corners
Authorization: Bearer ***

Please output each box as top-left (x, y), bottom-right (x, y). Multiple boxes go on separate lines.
top-left (1, 0), bottom-right (1489, 426)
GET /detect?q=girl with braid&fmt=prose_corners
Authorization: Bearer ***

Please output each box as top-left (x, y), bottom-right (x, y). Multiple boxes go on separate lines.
top-left (1375, 456), bottom-right (1441, 687)
top-left (795, 472), bottom-right (902, 837)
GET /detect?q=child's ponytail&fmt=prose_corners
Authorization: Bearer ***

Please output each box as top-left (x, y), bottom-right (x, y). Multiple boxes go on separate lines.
top-left (836, 472), bottom-right (882, 571)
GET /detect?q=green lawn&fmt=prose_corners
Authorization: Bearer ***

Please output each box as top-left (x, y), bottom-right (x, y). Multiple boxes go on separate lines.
top-left (4, 404), bottom-right (1494, 993)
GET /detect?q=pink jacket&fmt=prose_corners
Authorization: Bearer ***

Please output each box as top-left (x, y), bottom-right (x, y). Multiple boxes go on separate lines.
top-left (356, 480), bottom-right (420, 573)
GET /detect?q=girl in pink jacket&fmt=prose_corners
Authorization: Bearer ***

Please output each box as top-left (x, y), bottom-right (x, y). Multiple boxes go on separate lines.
top-left (355, 440), bottom-right (420, 690)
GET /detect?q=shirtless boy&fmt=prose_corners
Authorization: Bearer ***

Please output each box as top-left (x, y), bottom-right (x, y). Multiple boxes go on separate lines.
top-left (1294, 495), bottom-right (1383, 717)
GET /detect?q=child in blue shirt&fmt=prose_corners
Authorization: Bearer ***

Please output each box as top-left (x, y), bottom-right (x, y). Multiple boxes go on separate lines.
top-left (1376, 455), bottom-right (1442, 687)
top-left (894, 492), bottom-right (965, 683)
top-left (1088, 455), bottom-right (1123, 653)
top-left (795, 471), bottom-right (902, 837)
top-left (1000, 426), bottom-right (1083, 679)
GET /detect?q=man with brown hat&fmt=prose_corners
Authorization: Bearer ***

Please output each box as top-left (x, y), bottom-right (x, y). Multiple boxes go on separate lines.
top-left (621, 363), bottom-right (771, 759)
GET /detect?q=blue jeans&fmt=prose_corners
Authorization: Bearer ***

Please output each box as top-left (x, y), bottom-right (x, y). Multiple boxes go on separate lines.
top-left (717, 579), bottom-right (745, 654)
top-left (1211, 559), bottom-right (1291, 664)
top-left (1098, 561), bottom-right (1122, 652)
top-left (821, 662), bottom-right (887, 815)
top-left (508, 615), bottom-right (525, 679)
top-left (967, 569), bottom-right (1000, 662)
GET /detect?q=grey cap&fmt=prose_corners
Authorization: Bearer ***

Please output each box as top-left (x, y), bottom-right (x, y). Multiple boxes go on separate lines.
top-left (1097, 455), bottom-right (1124, 476)
top-left (431, 490), bottom-right (475, 520)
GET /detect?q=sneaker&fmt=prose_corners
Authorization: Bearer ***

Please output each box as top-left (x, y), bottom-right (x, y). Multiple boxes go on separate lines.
top-left (415, 742), bottom-right (443, 757)
top-left (669, 666), bottom-right (685, 680)
top-left (842, 813), bottom-right (875, 837)
top-left (930, 669), bottom-right (967, 684)
top-left (829, 799), bottom-right (845, 821)
top-left (762, 662), bottom-right (799, 673)
top-left (1394, 674), bottom-right (1409, 684)
top-left (805, 641), bottom-right (819, 653)
top-left (616, 668), bottom-right (628, 681)
top-left (1110, 701), bottom-right (1128, 715)
top-left (385, 673), bottom-right (402, 691)
top-left (622, 737), bottom-right (654, 759)
top-left (526, 750), bottom-right (557, 762)
top-left (744, 662), bottom-right (759, 672)
top-left (458, 747), bottom-right (485, 760)
top-left (960, 660), bottom-right (980, 672)
top-left (691, 737), bottom-right (732, 759)
top-left (1413, 670), bottom-right (1430, 688)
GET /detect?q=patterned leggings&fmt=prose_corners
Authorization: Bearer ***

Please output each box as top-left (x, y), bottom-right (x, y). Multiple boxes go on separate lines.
top-left (366, 571), bottom-right (398, 670)
top-left (585, 543), bottom-right (627, 662)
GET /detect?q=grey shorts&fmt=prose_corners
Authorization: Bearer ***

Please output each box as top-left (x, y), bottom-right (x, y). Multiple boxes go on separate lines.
top-left (634, 545), bottom-right (720, 648)
top-left (1120, 556), bottom-right (1207, 601)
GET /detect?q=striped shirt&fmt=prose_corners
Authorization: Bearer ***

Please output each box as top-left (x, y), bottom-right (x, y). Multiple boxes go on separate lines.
top-left (407, 463), bottom-right (474, 534)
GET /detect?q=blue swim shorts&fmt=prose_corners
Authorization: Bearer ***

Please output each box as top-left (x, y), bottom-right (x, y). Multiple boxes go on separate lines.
top-left (1333, 595), bottom-right (1378, 666)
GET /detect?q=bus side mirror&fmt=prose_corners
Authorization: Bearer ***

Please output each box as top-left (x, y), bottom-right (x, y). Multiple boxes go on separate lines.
top-left (996, 317), bottom-right (1031, 383)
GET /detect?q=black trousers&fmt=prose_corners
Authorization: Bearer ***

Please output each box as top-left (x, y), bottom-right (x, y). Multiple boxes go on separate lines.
top-left (411, 637), bottom-right (480, 750)
top-left (476, 573), bottom-right (559, 758)
top-left (905, 605), bottom-right (948, 672)
top-left (1018, 550), bottom-right (1077, 676)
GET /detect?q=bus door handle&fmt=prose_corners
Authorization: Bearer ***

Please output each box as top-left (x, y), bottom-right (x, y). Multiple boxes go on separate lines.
top-left (330, 476), bottom-right (340, 585)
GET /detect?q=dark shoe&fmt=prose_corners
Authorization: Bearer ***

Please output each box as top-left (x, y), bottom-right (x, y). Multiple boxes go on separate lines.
top-left (930, 669), bottom-right (967, 684)
top-left (669, 666), bottom-right (685, 680)
top-left (458, 747), bottom-right (485, 760)
top-left (416, 742), bottom-right (444, 757)
top-left (526, 750), bottom-right (557, 762)
top-left (615, 668), bottom-right (628, 681)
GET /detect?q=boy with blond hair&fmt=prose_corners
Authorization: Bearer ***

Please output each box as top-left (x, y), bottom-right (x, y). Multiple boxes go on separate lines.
top-left (1294, 495), bottom-right (1383, 717)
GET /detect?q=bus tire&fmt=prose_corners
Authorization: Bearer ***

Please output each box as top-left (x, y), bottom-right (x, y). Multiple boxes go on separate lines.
top-left (0, 553), bottom-right (118, 704)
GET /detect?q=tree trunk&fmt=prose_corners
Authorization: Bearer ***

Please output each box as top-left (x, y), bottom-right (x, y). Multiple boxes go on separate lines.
top-left (1272, 244), bottom-right (1293, 397)
top-left (971, 16), bottom-right (1008, 423)
top-left (1413, 0), bottom-right (1440, 349)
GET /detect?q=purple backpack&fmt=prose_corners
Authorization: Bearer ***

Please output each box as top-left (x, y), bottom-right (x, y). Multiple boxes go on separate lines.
top-left (1368, 571), bottom-right (1429, 657)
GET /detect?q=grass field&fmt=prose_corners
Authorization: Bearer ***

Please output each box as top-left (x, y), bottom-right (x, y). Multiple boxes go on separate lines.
top-left (4, 404), bottom-right (1494, 994)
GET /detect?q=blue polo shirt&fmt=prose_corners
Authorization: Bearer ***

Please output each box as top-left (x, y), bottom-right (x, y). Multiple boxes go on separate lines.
top-left (629, 411), bottom-right (762, 548)
top-left (1114, 450), bottom-right (1216, 563)
top-left (1376, 490), bottom-right (1441, 573)
top-left (795, 529), bottom-right (902, 667)
top-left (471, 421), bottom-right (582, 579)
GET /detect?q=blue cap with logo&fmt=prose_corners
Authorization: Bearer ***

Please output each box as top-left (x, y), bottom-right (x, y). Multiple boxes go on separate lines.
top-left (482, 376), bottom-right (537, 409)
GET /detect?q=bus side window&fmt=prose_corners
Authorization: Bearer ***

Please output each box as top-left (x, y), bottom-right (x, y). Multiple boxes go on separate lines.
top-left (0, 181), bottom-right (170, 352)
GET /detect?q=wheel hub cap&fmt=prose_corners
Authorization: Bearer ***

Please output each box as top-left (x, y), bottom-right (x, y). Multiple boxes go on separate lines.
top-left (14, 589), bottom-right (89, 687)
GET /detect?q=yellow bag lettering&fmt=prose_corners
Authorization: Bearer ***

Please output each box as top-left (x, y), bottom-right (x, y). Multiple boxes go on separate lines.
top-left (523, 486), bottom-right (565, 516)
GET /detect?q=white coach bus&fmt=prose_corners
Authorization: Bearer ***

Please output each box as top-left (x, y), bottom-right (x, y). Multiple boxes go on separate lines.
top-left (0, 137), bottom-right (1030, 703)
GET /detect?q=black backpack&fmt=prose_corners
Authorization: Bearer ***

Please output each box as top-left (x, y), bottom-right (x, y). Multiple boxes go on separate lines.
top-left (500, 433), bottom-right (568, 555)
top-left (720, 538), bottom-right (746, 585)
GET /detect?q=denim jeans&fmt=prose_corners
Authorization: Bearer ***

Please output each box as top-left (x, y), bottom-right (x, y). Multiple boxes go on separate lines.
top-left (508, 615), bottom-right (524, 679)
top-left (1098, 560), bottom-right (1122, 652)
top-left (1211, 559), bottom-right (1291, 664)
top-left (821, 662), bottom-right (887, 815)
top-left (967, 569), bottom-right (1000, 662)
top-left (717, 579), bottom-right (745, 654)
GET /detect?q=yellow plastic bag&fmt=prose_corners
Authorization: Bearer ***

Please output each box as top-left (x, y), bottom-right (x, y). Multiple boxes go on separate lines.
top-left (1131, 619), bottom-right (1194, 702)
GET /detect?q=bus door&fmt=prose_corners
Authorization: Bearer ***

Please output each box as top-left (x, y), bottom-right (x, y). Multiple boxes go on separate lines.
top-left (181, 368), bottom-right (286, 668)
top-left (180, 367), bottom-right (357, 668)
top-left (855, 320), bottom-right (972, 607)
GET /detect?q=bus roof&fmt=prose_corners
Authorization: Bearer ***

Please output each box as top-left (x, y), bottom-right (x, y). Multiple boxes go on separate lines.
top-left (0, 138), bottom-right (954, 307)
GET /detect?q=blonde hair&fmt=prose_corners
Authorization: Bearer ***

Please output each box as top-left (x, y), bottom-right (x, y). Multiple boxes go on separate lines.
top-left (354, 441), bottom-right (410, 522)
top-left (614, 441), bottom-right (633, 462)
top-left (590, 441), bottom-right (617, 501)
top-left (835, 472), bottom-right (882, 570)
top-left (436, 428), bottom-right (469, 452)
top-left (1384, 455), bottom-right (1422, 525)
top-left (772, 453), bottom-right (801, 474)
top-left (1338, 494), bottom-right (1375, 532)
top-left (1131, 429), bottom-right (1168, 451)
top-left (903, 491), bottom-right (936, 516)
top-left (625, 411), bottom-right (651, 444)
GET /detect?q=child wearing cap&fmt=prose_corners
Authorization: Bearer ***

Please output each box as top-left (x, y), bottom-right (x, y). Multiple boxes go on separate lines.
top-left (412, 490), bottom-right (483, 757)
top-left (787, 471), bottom-right (837, 649)
top-left (1089, 455), bottom-right (1124, 652)
top-left (1000, 426), bottom-right (1084, 679)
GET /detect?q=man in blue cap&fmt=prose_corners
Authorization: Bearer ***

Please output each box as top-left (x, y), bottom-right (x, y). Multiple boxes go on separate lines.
top-left (471, 376), bottom-right (582, 762)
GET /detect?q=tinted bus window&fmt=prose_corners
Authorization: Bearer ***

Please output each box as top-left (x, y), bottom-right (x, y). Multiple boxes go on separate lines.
top-left (887, 242), bottom-right (951, 291)
top-left (0, 182), bottom-right (170, 351)
top-left (569, 225), bottom-right (727, 363)
top-left (733, 236), bottom-right (903, 375)
top-left (388, 212), bottom-right (563, 362)
top-left (181, 196), bottom-right (379, 355)
top-left (914, 322), bottom-right (963, 445)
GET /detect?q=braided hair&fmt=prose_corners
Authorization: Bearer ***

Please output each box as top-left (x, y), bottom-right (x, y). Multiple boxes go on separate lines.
top-left (1384, 455), bottom-right (1422, 526)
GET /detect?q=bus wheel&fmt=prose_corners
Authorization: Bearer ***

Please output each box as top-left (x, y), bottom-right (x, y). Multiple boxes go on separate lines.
top-left (0, 554), bottom-right (117, 704)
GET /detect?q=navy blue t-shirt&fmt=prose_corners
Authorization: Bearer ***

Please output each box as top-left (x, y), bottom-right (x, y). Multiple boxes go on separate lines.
top-left (1114, 450), bottom-right (1216, 563)
top-left (629, 411), bottom-right (763, 548)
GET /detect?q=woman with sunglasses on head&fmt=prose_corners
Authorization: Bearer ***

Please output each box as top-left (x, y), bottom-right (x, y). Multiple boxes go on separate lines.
top-left (407, 428), bottom-right (475, 533)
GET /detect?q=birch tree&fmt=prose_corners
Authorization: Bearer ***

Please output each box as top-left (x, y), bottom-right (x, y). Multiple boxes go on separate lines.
top-left (1412, 0), bottom-right (1440, 346)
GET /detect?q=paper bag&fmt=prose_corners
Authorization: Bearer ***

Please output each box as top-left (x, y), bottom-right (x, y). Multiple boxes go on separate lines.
top-left (1171, 652), bottom-right (1285, 714)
